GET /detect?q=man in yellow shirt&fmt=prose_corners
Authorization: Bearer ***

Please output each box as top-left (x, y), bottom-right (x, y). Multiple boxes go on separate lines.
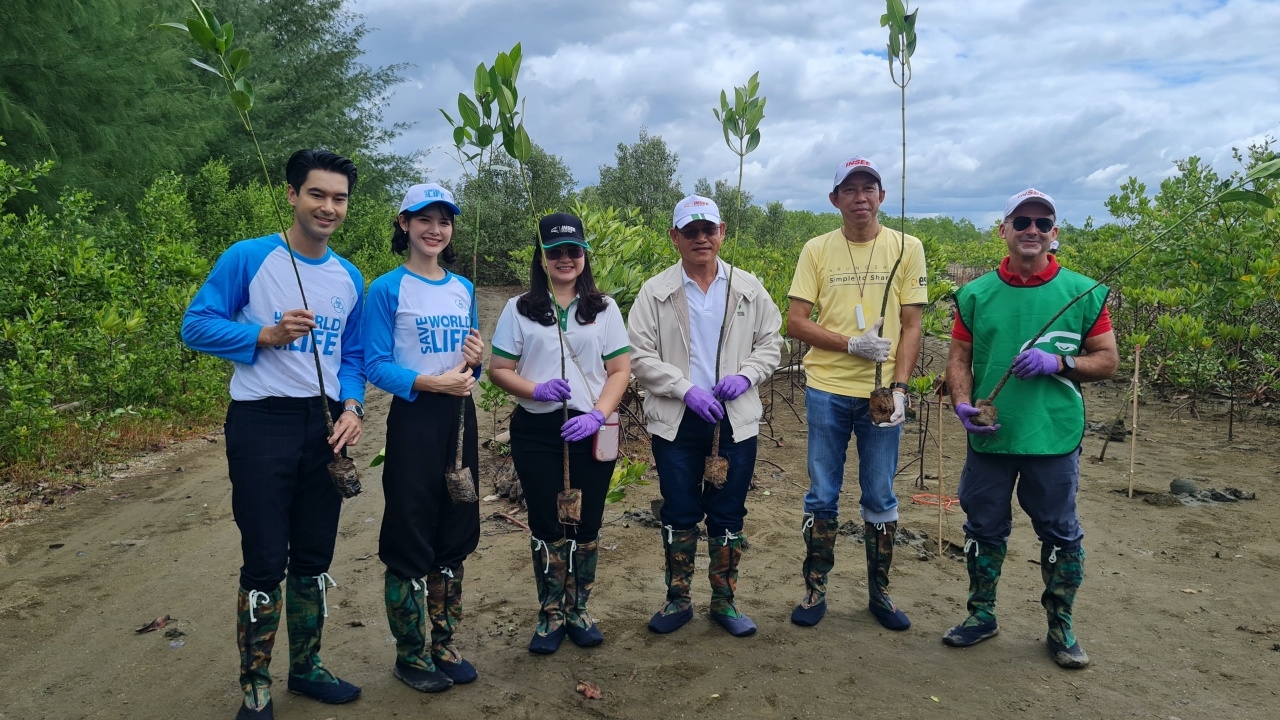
top-left (786, 155), bottom-right (927, 630)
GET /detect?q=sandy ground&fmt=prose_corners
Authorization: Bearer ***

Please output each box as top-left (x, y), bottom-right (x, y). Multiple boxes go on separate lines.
top-left (2, 286), bottom-right (1279, 720)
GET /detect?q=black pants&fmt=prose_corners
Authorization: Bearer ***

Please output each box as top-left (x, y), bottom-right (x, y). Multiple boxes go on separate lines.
top-left (225, 396), bottom-right (346, 592)
top-left (510, 405), bottom-right (615, 542)
top-left (380, 392), bottom-right (480, 579)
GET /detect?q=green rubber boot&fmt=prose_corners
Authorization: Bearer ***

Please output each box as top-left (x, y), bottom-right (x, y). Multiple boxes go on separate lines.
top-left (943, 539), bottom-right (1006, 647)
top-left (236, 586), bottom-right (281, 716)
top-left (1041, 544), bottom-right (1089, 668)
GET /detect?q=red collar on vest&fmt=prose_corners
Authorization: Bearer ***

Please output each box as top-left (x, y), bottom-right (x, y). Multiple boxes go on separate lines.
top-left (998, 255), bottom-right (1059, 287)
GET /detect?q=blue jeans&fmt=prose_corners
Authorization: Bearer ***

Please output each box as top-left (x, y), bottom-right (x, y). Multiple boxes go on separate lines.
top-left (652, 412), bottom-right (757, 537)
top-left (957, 445), bottom-right (1084, 550)
top-left (803, 386), bottom-right (902, 523)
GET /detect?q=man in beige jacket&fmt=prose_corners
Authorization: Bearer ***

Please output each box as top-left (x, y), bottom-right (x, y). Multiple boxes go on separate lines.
top-left (628, 195), bottom-right (783, 637)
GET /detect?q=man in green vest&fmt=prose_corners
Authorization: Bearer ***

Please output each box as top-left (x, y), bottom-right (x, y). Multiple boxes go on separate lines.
top-left (943, 188), bottom-right (1117, 669)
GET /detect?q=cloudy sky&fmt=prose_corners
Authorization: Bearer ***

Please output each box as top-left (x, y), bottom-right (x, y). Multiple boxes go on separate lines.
top-left (351, 0), bottom-right (1280, 227)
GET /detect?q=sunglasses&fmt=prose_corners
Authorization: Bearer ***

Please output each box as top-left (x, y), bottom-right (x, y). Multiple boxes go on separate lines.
top-left (544, 245), bottom-right (584, 261)
top-left (1011, 216), bottom-right (1055, 233)
top-left (677, 224), bottom-right (720, 240)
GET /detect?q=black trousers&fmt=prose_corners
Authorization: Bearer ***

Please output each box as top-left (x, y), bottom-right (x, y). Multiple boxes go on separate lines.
top-left (379, 392), bottom-right (480, 579)
top-left (225, 396), bottom-right (346, 592)
top-left (510, 405), bottom-right (615, 542)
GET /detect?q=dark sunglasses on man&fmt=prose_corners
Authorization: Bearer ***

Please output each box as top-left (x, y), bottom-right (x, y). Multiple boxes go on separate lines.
top-left (544, 245), bottom-right (585, 261)
top-left (1011, 216), bottom-right (1055, 233)
top-left (677, 223), bottom-right (720, 240)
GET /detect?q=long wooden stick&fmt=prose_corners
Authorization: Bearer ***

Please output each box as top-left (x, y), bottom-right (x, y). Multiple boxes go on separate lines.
top-left (937, 391), bottom-right (944, 558)
top-left (1127, 345), bottom-right (1142, 498)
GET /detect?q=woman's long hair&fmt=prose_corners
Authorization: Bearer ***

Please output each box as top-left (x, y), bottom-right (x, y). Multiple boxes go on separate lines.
top-left (516, 240), bottom-right (608, 326)
top-left (391, 205), bottom-right (457, 264)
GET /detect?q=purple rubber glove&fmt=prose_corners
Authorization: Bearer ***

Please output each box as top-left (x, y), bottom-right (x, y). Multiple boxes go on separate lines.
top-left (561, 409), bottom-right (606, 442)
top-left (711, 374), bottom-right (751, 402)
top-left (955, 402), bottom-right (999, 434)
top-left (532, 378), bottom-right (572, 403)
top-left (1011, 348), bottom-right (1060, 380)
top-left (684, 386), bottom-right (725, 424)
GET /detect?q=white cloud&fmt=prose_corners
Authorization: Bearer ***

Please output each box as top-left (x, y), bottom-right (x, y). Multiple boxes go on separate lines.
top-left (350, 0), bottom-right (1280, 224)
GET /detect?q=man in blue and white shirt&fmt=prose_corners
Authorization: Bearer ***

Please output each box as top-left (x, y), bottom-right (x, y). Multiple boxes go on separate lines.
top-left (182, 149), bottom-right (366, 719)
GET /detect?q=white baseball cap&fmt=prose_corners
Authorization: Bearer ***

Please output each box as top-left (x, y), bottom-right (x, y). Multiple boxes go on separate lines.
top-left (833, 155), bottom-right (882, 190)
top-left (1003, 188), bottom-right (1057, 219)
top-left (672, 195), bottom-right (722, 229)
top-left (399, 183), bottom-right (460, 215)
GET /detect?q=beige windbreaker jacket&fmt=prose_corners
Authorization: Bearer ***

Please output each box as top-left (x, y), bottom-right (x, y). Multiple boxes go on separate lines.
top-left (627, 262), bottom-right (784, 442)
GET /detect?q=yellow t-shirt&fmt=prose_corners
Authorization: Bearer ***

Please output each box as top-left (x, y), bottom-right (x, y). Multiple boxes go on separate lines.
top-left (787, 226), bottom-right (928, 397)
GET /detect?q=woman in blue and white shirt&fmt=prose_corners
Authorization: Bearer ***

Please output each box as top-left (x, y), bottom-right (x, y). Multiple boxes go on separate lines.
top-left (489, 213), bottom-right (631, 655)
top-left (364, 183), bottom-right (483, 694)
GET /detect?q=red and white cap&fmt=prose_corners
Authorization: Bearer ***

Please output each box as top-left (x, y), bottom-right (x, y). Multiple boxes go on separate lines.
top-left (672, 195), bottom-right (722, 229)
top-left (1003, 188), bottom-right (1057, 219)
top-left (833, 155), bottom-right (882, 190)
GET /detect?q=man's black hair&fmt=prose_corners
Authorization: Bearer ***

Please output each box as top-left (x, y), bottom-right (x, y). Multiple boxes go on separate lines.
top-left (285, 149), bottom-right (358, 193)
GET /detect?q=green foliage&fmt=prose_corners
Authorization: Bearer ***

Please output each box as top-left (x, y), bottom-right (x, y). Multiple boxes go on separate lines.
top-left (605, 456), bottom-right (650, 505)
top-left (0, 150), bottom-right (391, 467)
top-left (0, 0), bottom-right (227, 211)
top-left (593, 128), bottom-right (685, 231)
top-left (476, 379), bottom-right (514, 442)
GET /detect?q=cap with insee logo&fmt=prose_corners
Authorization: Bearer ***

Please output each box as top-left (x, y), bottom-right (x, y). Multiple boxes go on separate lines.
top-left (538, 212), bottom-right (590, 250)
top-left (833, 155), bottom-right (882, 190)
top-left (1003, 188), bottom-right (1057, 219)
top-left (399, 183), bottom-right (461, 215)
top-left (672, 194), bottom-right (723, 229)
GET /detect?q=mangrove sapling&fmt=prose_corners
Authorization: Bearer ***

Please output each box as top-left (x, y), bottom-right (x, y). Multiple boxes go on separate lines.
top-left (704, 72), bottom-right (765, 487)
top-left (970, 159), bottom-right (1280, 427)
top-left (440, 62), bottom-right (501, 281)
top-left (159, 0), bottom-right (361, 497)
top-left (869, 0), bottom-right (919, 424)
top-left (490, 45), bottom-right (582, 525)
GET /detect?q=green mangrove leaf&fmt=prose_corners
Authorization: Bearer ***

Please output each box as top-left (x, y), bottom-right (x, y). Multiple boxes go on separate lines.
top-left (1245, 157), bottom-right (1280, 180)
top-left (229, 47), bottom-right (249, 74)
top-left (1217, 189), bottom-right (1274, 208)
top-left (188, 57), bottom-right (223, 78)
top-left (185, 17), bottom-right (217, 52)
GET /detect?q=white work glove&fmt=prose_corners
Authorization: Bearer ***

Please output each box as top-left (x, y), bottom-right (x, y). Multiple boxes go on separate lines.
top-left (846, 318), bottom-right (891, 363)
top-left (877, 391), bottom-right (906, 427)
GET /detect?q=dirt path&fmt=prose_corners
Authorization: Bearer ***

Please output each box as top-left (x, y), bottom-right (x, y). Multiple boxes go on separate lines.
top-left (2, 288), bottom-right (1278, 719)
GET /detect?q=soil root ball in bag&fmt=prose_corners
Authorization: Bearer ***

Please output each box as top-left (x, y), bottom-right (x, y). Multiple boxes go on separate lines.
top-left (328, 457), bottom-right (363, 498)
top-left (557, 488), bottom-right (582, 525)
top-left (972, 399), bottom-right (999, 427)
top-left (869, 387), bottom-right (896, 425)
top-left (446, 467), bottom-right (478, 504)
top-left (704, 456), bottom-right (729, 488)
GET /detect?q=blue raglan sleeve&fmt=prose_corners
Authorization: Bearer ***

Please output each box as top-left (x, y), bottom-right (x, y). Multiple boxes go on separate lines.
top-left (181, 241), bottom-right (264, 364)
top-left (363, 272), bottom-right (420, 402)
top-left (462, 276), bottom-right (484, 380)
top-left (337, 261), bottom-right (367, 405)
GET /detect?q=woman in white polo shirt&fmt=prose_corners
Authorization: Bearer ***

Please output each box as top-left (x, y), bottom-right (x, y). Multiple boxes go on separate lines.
top-left (488, 212), bottom-right (631, 655)
top-left (364, 183), bottom-right (484, 694)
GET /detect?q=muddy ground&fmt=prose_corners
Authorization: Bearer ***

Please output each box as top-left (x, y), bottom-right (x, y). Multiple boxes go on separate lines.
top-left (2, 286), bottom-right (1278, 719)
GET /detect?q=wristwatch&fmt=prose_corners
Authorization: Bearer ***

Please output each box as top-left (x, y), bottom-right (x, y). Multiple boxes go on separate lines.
top-left (343, 402), bottom-right (364, 419)
top-left (890, 382), bottom-right (910, 393)
top-left (1056, 355), bottom-right (1076, 376)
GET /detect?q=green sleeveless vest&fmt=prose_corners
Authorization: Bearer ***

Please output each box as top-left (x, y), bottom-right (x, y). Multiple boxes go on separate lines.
top-left (954, 266), bottom-right (1108, 455)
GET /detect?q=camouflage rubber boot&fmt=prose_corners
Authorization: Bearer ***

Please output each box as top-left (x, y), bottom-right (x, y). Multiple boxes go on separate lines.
top-left (942, 539), bottom-right (1006, 647)
top-left (385, 571), bottom-right (451, 693)
top-left (791, 514), bottom-right (838, 627)
top-left (564, 538), bottom-right (605, 647)
top-left (865, 521), bottom-right (911, 630)
top-left (528, 536), bottom-right (569, 655)
top-left (707, 530), bottom-right (756, 637)
top-left (648, 526), bottom-right (698, 634)
top-left (236, 586), bottom-right (281, 717)
top-left (1041, 544), bottom-right (1089, 668)
top-left (428, 566), bottom-right (477, 684)
top-left (285, 573), bottom-right (361, 703)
